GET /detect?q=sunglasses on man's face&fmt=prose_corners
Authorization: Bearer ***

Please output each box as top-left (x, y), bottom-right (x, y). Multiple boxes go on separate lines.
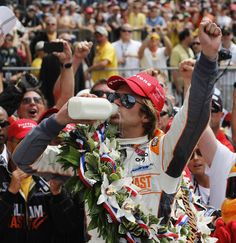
top-left (90, 90), bottom-right (112, 98)
top-left (192, 42), bottom-right (200, 46)
top-left (22, 97), bottom-right (43, 105)
top-left (0, 120), bottom-right (10, 128)
top-left (160, 110), bottom-right (169, 117)
top-left (107, 92), bottom-right (142, 109)
top-left (121, 29), bottom-right (132, 33)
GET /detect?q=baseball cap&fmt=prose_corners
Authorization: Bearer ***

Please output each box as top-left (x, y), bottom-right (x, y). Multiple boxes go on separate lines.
top-left (211, 88), bottom-right (223, 113)
top-left (35, 41), bottom-right (44, 51)
top-left (95, 26), bottom-right (108, 37)
top-left (107, 72), bottom-right (165, 112)
top-left (221, 26), bottom-right (232, 36)
top-left (85, 6), bottom-right (94, 14)
top-left (8, 119), bottom-right (37, 140)
top-left (27, 5), bottom-right (37, 12)
top-left (149, 33), bottom-right (160, 40)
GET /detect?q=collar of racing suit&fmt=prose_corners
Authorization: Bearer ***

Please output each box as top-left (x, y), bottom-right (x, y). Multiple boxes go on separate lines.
top-left (117, 135), bottom-right (149, 146)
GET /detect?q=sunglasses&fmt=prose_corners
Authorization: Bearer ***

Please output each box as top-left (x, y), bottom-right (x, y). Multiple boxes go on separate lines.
top-left (22, 97), bottom-right (43, 105)
top-left (46, 23), bottom-right (56, 26)
top-left (0, 120), bottom-right (10, 128)
top-left (192, 42), bottom-right (200, 46)
top-left (211, 109), bottom-right (221, 113)
top-left (90, 90), bottom-right (112, 98)
top-left (107, 92), bottom-right (142, 109)
top-left (121, 29), bottom-right (132, 33)
top-left (160, 111), bottom-right (168, 117)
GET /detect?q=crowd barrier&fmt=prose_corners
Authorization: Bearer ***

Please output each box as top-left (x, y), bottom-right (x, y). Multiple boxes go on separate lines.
top-left (2, 66), bottom-right (236, 111)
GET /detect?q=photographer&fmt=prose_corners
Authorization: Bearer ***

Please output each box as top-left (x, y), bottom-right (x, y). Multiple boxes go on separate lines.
top-left (217, 26), bottom-right (236, 111)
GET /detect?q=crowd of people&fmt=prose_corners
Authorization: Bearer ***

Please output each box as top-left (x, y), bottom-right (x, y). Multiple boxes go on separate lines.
top-left (0, 0), bottom-right (236, 242)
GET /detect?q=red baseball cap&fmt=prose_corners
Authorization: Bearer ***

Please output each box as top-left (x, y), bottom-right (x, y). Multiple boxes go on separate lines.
top-left (85, 6), bottom-right (94, 14)
top-left (107, 72), bottom-right (165, 112)
top-left (8, 119), bottom-right (37, 140)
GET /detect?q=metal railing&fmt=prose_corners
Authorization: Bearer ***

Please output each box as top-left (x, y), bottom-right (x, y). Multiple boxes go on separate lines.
top-left (2, 66), bottom-right (236, 111)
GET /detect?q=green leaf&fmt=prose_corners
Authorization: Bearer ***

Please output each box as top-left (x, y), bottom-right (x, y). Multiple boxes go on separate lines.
top-left (88, 217), bottom-right (98, 231)
top-left (88, 137), bottom-right (96, 151)
top-left (85, 153), bottom-right (99, 171)
top-left (94, 185), bottom-right (101, 197)
top-left (59, 145), bottom-right (80, 166)
top-left (109, 173), bottom-right (121, 182)
top-left (118, 223), bottom-right (127, 234)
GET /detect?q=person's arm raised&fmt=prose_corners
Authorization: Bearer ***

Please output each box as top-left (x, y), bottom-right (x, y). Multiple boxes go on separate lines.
top-left (162, 18), bottom-right (221, 180)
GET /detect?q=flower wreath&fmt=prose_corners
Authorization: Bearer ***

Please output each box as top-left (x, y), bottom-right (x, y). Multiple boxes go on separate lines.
top-left (57, 123), bottom-right (217, 243)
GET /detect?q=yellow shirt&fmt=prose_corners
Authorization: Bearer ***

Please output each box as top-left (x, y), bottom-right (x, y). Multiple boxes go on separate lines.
top-left (91, 41), bottom-right (118, 82)
top-left (47, 32), bottom-right (57, 42)
top-left (128, 12), bottom-right (146, 41)
top-left (167, 22), bottom-right (183, 47)
top-left (170, 44), bottom-right (194, 67)
top-left (31, 57), bottom-right (43, 78)
top-left (20, 176), bottom-right (33, 201)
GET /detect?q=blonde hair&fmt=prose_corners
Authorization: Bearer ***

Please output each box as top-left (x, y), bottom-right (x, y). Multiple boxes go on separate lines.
top-left (140, 98), bottom-right (158, 139)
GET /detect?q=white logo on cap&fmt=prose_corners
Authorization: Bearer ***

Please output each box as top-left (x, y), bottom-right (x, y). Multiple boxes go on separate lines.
top-left (18, 122), bottom-right (36, 129)
top-left (134, 74), bottom-right (152, 87)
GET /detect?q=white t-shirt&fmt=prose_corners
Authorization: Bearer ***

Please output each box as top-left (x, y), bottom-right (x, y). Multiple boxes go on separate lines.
top-left (206, 141), bottom-right (236, 209)
top-left (140, 47), bottom-right (168, 76)
top-left (216, 15), bottom-right (232, 28)
top-left (112, 39), bottom-right (141, 77)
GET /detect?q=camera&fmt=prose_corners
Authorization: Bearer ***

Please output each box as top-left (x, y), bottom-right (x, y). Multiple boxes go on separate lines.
top-left (218, 48), bottom-right (232, 62)
top-left (43, 42), bottom-right (64, 53)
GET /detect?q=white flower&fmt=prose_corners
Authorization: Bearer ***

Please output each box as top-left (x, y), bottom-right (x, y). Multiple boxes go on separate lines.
top-left (99, 138), bottom-right (120, 162)
top-left (97, 174), bottom-right (121, 209)
top-left (196, 211), bottom-right (213, 236)
top-left (202, 236), bottom-right (218, 243)
top-left (99, 142), bottom-right (110, 155)
top-left (117, 197), bottom-right (137, 223)
top-left (110, 139), bottom-right (118, 150)
top-left (109, 148), bottom-right (120, 161)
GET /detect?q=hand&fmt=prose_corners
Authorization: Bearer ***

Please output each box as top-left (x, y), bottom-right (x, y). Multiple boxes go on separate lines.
top-left (8, 168), bottom-right (28, 194)
top-left (119, 57), bottom-right (126, 65)
top-left (143, 37), bottom-right (150, 47)
top-left (49, 179), bottom-right (63, 195)
top-left (179, 59), bottom-right (196, 87)
top-left (199, 17), bottom-right (221, 60)
top-left (55, 97), bottom-right (96, 126)
top-left (19, 37), bottom-right (29, 46)
top-left (73, 41), bottom-right (93, 60)
top-left (53, 39), bottom-right (72, 64)
top-left (141, 68), bottom-right (159, 78)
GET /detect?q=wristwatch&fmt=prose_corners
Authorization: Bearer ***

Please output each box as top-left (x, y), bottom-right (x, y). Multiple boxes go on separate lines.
top-left (61, 62), bottom-right (72, 69)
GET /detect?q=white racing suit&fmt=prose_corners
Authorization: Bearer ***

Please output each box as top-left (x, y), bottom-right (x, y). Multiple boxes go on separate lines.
top-left (13, 53), bottom-right (218, 220)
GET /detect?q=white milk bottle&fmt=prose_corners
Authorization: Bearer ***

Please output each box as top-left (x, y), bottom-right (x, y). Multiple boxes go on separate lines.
top-left (68, 97), bottom-right (118, 120)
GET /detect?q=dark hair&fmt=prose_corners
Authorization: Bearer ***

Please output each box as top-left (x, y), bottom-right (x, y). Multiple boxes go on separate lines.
top-left (95, 11), bottom-right (105, 24)
top-left (22, 88), bottom-right (48, 108)
top-left (90, 79), bottom-right (107, 93)
top-left (179, 29), bottom-right (191, 42)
